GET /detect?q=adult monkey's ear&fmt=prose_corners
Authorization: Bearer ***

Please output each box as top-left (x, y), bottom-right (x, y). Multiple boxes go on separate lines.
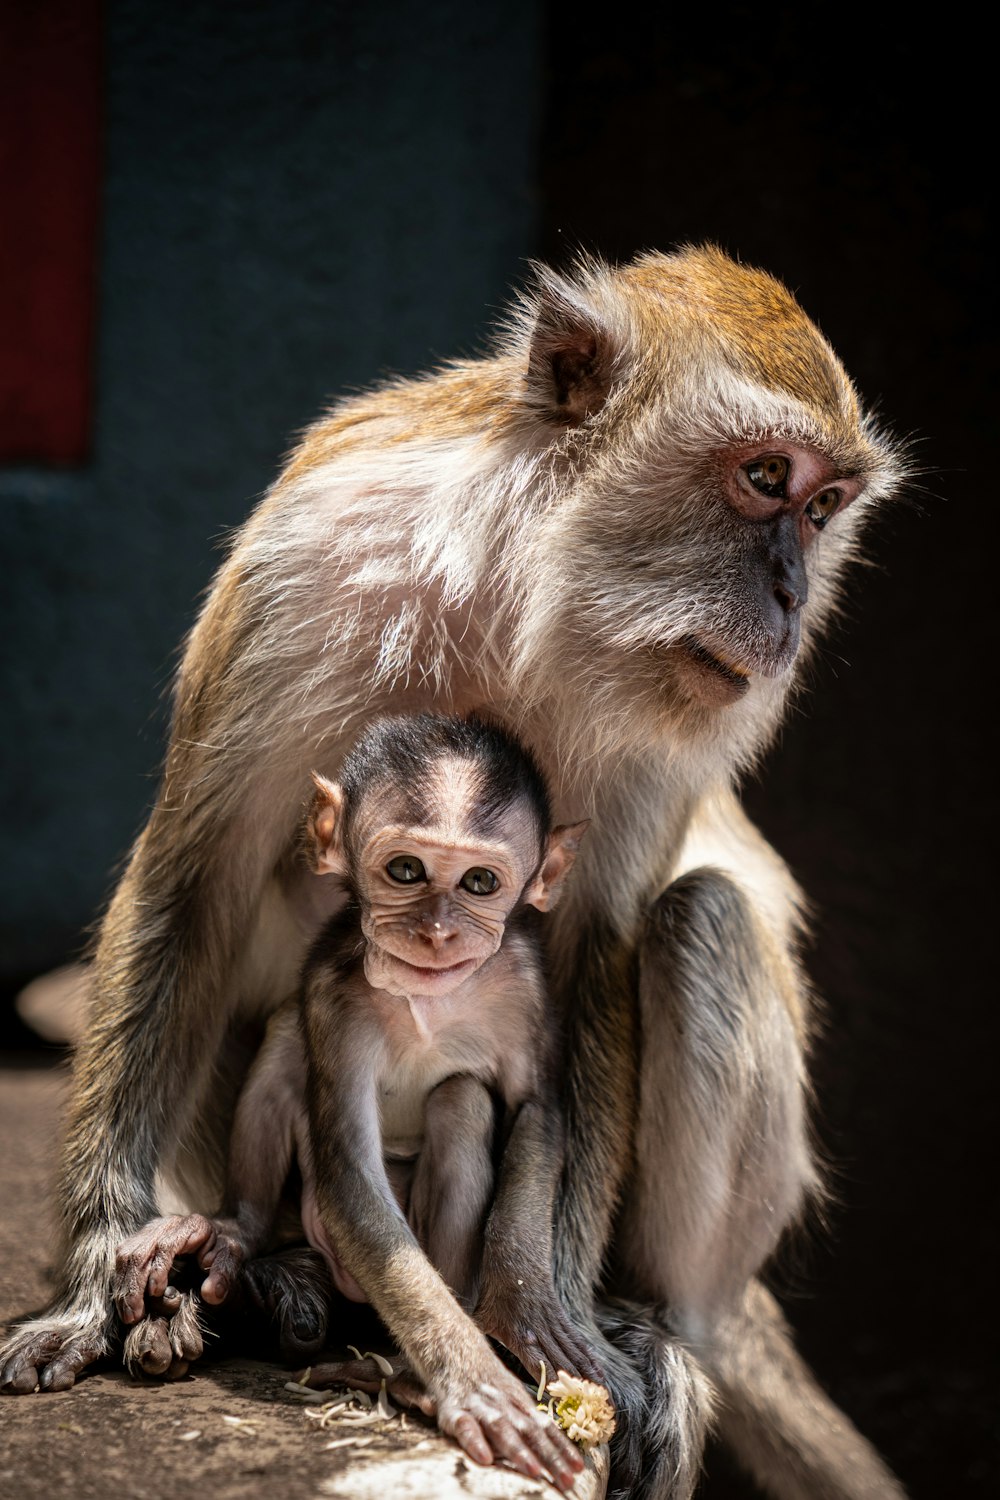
top-left (525, 264), bottom-right (622, 425)
top-left (308, 772), bottom-right (348, 875)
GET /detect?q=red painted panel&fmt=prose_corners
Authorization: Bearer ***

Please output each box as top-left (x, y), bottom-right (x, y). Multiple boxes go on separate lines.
top-left (0, 0), bottom-right (102, 465)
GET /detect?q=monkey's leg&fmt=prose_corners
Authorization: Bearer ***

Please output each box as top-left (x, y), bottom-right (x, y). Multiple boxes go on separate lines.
top-left (242, 1245), bottom-right (333, 1363)
top-left (0, 803), bottom-right (259, 1392)
top-left (409, 1074), bottom-right (495, 1306)
top-left (619, 868), bottom-right (905, 1500)
top-left (552, 915), bottom-right (696, 1500)
top-left (476, 1097), bottom-right (603, 1386)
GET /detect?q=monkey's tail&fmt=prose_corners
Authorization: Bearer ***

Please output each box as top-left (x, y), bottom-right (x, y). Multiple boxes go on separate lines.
top-left (705, 1280), bottom-right (907, 1500)
top-left (597, 1297), bottom-right (715, 1500)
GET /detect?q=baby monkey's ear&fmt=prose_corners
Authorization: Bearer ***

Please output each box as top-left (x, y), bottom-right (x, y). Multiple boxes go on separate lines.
top-left (308, 772), bottom-right (348, 875)
top-left (523, 820), bottom-right (589, 911)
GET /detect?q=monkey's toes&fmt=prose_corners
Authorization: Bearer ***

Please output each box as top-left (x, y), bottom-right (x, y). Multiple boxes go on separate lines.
top-left (1, 1355), bottom-right (42, 1394)
top-left (243, 1247), bottom-right (329, 1361)
top-left (167, 1291), bottom-right (205, 1365)
top-left (1, 1321), bottom-right (107, 1394)
top-left (39, 1339), bottom-right (100, 1392)
top-left (300, 1356), bottom-right (434, 1414)
top-left (123, 1315), bottom-right (174, 1377)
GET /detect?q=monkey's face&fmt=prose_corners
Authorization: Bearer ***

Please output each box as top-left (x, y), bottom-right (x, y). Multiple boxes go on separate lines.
top-left (346, 762), bottom-right (542, 996)
top-left (507, 247), bottom-right (902, 756)
top-left (516, 423), bottom-right (879, 748)
top-left (350, 792), bottom-right (543, 999)
top-left (666, 437), bottom-right (870, 707)
top-left (312, 743), bottom-right (566, 999)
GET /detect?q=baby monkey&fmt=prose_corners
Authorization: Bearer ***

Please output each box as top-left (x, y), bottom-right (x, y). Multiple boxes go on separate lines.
top-left (115, 713), bottom-right (593, 1488)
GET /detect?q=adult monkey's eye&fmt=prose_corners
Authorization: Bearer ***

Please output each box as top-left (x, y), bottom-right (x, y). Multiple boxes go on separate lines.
top-left (745, 455), bottom-right (789, 497)
top-left (386, 855), bottom-right (426, 883)
top-left (460, 867), bottom-right (499, 895)
top-left (804, 490), bottom-right (841, 529)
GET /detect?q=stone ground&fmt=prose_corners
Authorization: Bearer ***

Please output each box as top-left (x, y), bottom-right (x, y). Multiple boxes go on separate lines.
top-left (0, 1055), bottom-right (607, 1500)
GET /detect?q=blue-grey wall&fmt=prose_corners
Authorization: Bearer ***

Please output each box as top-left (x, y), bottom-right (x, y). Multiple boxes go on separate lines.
top-left (1, 0), bottom-right (542, 983)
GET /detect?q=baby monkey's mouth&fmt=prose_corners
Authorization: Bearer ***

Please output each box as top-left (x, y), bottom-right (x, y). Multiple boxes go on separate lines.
top-left (391, 954), bottom-right (477, 980)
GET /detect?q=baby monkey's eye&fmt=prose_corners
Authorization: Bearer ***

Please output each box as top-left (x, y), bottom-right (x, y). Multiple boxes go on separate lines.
top-left (745, 455), bottom-right (789, 497)
top-left (386, 855), bottom-right (426, 883)
top-left (460, 867), bottom-right (499, 895)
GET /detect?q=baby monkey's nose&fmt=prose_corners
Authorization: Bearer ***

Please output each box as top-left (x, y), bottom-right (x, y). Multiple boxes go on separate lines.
top-left (416, 902), bottom-right (458, 949)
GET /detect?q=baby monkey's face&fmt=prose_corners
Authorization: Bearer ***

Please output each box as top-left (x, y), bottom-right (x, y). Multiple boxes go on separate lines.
top-left (309, 748), bottom-right (587, 1001)
top-left (355, 814), bottom-right (538, 999)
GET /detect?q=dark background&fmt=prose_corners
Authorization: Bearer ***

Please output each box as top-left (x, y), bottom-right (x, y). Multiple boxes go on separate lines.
top-left (1, 4), bottom-right (994, 1494)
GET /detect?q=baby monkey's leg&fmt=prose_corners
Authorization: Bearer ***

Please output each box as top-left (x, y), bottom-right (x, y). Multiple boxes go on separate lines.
top-left (243, 1244), bottom-right (333, 1363)
top-left (409, 1074), bottom-right (496, 1307)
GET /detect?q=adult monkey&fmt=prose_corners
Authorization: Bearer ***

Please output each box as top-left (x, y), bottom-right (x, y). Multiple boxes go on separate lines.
top-left (2, 246), bottom-right (906, 1499)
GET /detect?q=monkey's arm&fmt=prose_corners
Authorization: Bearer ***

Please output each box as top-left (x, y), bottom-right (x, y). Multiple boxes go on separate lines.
top-left (0, 548), bottom-right (309, 1392)
top-left (303, 994), bottom-right (583, 1491)
top-left (476, 1097), bottom-right (602, 1385)
top-left (113, 1003), bottom-right (304, 1322)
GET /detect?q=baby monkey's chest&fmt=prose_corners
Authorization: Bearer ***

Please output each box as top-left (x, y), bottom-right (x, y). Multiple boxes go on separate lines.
top-left (377, 1030), bottom-right (499, 1159)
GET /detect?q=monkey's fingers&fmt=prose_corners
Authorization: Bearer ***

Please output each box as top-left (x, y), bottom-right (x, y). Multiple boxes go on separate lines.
top-left (524, 1319), bottom-right (606, 1388)
top-left (113, 1214), bottom-right (218, 1322)
top-left (449, 1412), bottom-right (494, 1468)
top-left (478, 1290), bottom-right (605, 1387)
top-left (437, 1369), bottom-right (584, 1491)
top-left (199, 1236), bottom-right (244, 1305)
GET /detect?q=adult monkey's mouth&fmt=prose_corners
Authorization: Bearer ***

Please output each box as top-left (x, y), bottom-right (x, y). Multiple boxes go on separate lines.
top-left (680, 635), bottom-right (752, 696)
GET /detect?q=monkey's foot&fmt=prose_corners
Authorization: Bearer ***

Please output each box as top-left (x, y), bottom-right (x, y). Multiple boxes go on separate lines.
top-left (122, 1290), bottom-right (204, 1379)
top-left (0, 1311), bottom-right (110, 1393)
top-left (477, 1283), bottom-right (605, 1388)
top-left (244, 1246), bottom-right (332, 1363)
top-left (299, 1354), bottom-right (435, 1416)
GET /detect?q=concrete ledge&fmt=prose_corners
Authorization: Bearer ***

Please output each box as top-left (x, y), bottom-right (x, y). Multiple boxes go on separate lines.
top-left (310, 1425), bottom-right (609, 1499)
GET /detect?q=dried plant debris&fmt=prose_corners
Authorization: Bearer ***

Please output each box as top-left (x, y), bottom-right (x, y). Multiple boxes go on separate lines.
top-left (221, 1414), bottom-right (259, 1434)
top-left (284, 1382), bottom-right (330, 1404)
top-left (285, 1369), bottom-right (401, 1438)
top-left (346, 1345), bottom-right (395, 1377)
